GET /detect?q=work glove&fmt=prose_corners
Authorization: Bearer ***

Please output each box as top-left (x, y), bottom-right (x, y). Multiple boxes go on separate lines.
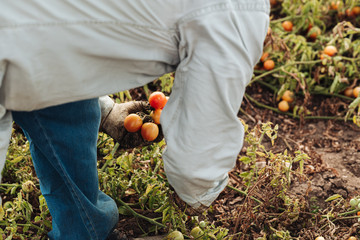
top-left (99, 96), bottom-right (163, 149)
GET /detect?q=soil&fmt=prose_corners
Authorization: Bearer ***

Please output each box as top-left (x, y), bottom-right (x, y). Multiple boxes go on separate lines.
top-left (241, 83), bottom-right (360, 206)
top-left (120, 83), bottom-right (360, 239)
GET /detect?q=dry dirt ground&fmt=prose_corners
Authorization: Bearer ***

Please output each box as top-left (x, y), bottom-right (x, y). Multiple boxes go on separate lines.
top-left (241, 84), bottom-right (360, 206)
top-left (242, 109), bottom-right (360, 205)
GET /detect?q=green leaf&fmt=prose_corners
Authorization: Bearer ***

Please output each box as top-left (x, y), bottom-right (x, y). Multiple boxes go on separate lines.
top-left (239, 172), bottom-right (250, 178)
top-left (239, 156), bottom-right (252, 164)
top-left (9, 156), bottom-right (24, 164)
top-left (330, 73), bottom-right (340, 93)
top-left (325, 194), bottom-right (342, 202)
top-left (118, 206), bottom-right (132, 215)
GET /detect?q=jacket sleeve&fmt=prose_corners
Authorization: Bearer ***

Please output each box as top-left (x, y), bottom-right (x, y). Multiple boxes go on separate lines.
top-left (160, 5), bottom-right (269, 208)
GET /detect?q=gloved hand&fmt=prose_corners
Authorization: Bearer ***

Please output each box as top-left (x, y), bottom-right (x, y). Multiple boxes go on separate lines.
top-left (99, 96), bottom-right (163, 149)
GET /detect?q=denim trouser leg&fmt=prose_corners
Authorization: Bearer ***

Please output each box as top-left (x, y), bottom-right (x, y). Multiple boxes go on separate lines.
top-left (12, 99), bottom-right (119, 240)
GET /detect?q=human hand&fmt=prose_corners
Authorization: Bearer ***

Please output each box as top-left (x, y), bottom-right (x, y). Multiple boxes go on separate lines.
top-left (99, 97), bottom-right (163, 149)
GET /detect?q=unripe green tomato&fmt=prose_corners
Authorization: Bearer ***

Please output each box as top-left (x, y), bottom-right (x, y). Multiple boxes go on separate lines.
top-left (190, 226), bottom-right (204, 239)
top-left (350, 198), bottom-right (359, 208)
top-left (166, 231), bottom-right (184, 240)
top-left (22, 180), bottom-right (35, 193)
top-left (337, 61), bottom-right (344, 69)
top-left (199, 220), bottom-right (206, 229)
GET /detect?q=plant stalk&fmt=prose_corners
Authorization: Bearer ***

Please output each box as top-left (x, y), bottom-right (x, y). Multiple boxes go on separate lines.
top-left (116, 198), bottom-right (166, 229)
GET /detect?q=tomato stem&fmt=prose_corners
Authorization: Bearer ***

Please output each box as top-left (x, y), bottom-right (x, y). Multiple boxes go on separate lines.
top-left (116, 198), bottom-right (166, 229)
top-left (244, 93), bottom-right (347, 121)
top-left (250, 59), bottom-right (323, 85)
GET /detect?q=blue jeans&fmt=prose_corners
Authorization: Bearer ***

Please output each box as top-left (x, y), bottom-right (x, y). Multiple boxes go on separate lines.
top-left (12, 99), bottom-right (119, 240)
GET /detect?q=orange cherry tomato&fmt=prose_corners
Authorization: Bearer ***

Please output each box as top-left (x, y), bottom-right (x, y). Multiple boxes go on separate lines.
top-left (124, 114), bottom-right (143, 132)
top-left (351, 6), bottom-right (360, 16)
top-left (151, 108), bottom-right (162, 125)
top-left (149, 91), bottom-right (167, 109)
top-left (278, 100), bottom-right (290, 112)
top-left (308, 26), bottom-right (321, 40)
top-left (260, 52), bottom-right (269, 62)
top-left (141, 123), bottom-right (159, 141)
top-left (330, 1), bottom-right (340, 10)
top-left (353, 87), bottom-right (360, 98)
top-left (307, 22), bottom-right (313, 31)
top-left (344, 88), bottom-right (354, 97)
top-left (263, 59), bottom-right (275, 71)
top-left (281, 90), bottom-right (295, 103)
top-left (282, 21), bottom-right (293, 32)
top-left (346, 8), bottom-right (355, 17)
top-left (323, 45), bottom-right (338, 57)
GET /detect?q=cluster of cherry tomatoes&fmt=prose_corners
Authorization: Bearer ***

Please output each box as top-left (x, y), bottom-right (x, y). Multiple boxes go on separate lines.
top-left (344, 86), bottom-right (360, 98)
top-left (124, 91), bottom-right (168, 141)
top-left (278, 90), bottom-right (295, 112)
top-left (259, 51), bottom-right (275, 71)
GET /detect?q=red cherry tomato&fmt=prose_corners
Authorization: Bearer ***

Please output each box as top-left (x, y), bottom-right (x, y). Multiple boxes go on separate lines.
top-left (124, 114), bottom-right (143, 132)
top-left (141, 123), bottom-right (159, 141)
top-left (149, 91), bottom-right (167, 109)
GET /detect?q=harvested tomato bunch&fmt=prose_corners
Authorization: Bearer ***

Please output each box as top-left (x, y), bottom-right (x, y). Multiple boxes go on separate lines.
top-left (124, 91), bottom-right (169, 142)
